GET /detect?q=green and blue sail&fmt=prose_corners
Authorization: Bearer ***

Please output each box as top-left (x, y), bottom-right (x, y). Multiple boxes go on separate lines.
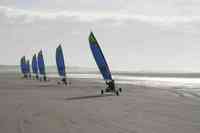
top-left (89, 32), bottom-right (112, 81)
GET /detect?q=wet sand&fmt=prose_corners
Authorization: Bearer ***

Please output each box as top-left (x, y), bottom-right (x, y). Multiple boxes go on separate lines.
top-left (0, 74), bottom-right (200, 133)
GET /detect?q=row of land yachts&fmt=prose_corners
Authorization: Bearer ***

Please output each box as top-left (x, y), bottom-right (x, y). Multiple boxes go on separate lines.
top-left (20, 32), bottom-right (122, 96)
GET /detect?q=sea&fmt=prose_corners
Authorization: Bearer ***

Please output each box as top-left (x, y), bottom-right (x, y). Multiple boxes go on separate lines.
top-left (1, 65), bottom-right (200, 99)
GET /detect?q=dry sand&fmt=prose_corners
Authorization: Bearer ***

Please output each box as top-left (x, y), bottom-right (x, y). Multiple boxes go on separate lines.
top-left (0, 74), bottom-right (200, 133)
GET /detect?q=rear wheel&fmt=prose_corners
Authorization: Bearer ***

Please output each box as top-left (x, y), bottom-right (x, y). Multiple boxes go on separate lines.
top-left (101, 90), bottom-right (104, 95)
top-left (116, 91), bottom-right (119, 96)
top-left (119, 88), bottom-right (122, 92)
top-left (63, 81), bottom-right (67, 85)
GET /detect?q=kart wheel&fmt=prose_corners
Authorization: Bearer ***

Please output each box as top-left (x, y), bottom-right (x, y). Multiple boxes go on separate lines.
top-left (63, 82), bottom-right (67, 86)
top-left (101, 90), bottom-right (104, 95)
top-left (116, 91), bottom-right (119, 96)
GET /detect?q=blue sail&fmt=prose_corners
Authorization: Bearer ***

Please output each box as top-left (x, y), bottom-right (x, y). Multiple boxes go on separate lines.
top-left (26, 60), bottom-right (30, 74)
top-left (20, 56), bottom-right (26, 74)
top-left (32, 54), bottom-right (38, 74)
top-left (56, 45), bottom-right (66, 77)
top-left (89, 32), bottom-right (112, 81)
top-left (37, 50), bottom-right (46, 75)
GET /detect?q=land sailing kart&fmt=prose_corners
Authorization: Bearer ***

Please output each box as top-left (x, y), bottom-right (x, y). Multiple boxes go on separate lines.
top-left (89, 32), bottom-right (122, 96)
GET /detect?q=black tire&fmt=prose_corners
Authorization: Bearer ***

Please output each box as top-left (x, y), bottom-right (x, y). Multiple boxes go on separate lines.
top-left (119, 88), bottom-right (122, 92)
top-left (116, 91), bottom-right (119, 96)
top-left (63, 82), bottom-right (67, 86)
top-left (101, 90), bottom-right (104, 95)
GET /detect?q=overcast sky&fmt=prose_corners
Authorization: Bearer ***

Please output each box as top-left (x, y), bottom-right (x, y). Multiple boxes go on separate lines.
top-left (1, 0), bottom-right (200, 72)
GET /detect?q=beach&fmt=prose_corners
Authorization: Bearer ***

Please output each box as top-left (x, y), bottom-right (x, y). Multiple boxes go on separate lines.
top-left (0, 74), bottom-right (200, 133)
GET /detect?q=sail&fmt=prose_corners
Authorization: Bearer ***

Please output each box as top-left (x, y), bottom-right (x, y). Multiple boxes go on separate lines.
top-left (26, 60), bottom-right (30, 74)
top-left (20, 56), bottom-right (26, 74)
top-left (56, 45), bottom-right (66, 77)
top-left (37, 50), bottom-right (46, 75)
top-left (89, 32), bottom-right (112, 81)
top-left (32, 54), bottom-right (38, 74)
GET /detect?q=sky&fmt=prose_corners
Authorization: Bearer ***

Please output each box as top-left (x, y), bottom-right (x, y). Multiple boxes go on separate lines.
top-left (1, 0), bottom-right (200, 72)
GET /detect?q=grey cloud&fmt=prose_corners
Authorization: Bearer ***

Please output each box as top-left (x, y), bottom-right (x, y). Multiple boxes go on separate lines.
top-left (1, 6), bottom-right (200, 26)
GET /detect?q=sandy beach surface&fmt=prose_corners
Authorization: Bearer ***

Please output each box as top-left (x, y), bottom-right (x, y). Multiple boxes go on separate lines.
top-left (0, 74), bottom-right (200, 133)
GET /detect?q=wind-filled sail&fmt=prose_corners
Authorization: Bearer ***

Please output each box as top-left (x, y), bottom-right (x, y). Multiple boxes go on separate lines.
top-left (26, 60), bottom-right (30, 74)
top-left (56, 45), bottom-right (66, 77)
top-left (20, 56), bottom-right (27, 74)
top-left (37, 50), bottom-right (46, 75)
top-left (89, 32), bottom-right (112, 81)
top-left (32, 54), bottom-right (38, 75)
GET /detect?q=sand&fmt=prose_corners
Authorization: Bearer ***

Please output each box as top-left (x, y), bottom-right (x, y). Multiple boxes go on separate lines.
top-left (0, 74), bottom-right (200, 133)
